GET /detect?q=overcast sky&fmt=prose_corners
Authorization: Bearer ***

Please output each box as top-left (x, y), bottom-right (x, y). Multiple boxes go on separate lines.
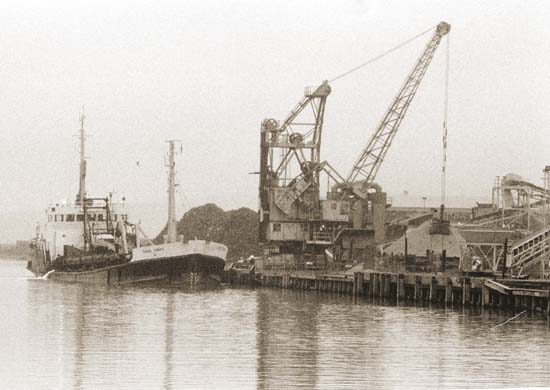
top-left (1, 0), bottom-right (549, 242)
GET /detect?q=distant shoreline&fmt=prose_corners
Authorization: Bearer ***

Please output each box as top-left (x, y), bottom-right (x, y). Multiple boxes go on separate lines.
top-left (0, 241), bottom-right (32, 261)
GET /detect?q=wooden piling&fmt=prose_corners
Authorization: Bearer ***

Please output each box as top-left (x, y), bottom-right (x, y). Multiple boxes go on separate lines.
top-left (397, 274), bottom-right (405, 302)
top-left (462, 278), bottom-right (471, 306)
top-left (383, 274), bottom-right (391, 298)
top-left (414, 276), bottom-right (422, 302)
top-left (482, 283), bottom-right (490, 306)
top-left (238, 269), bottom-right (550, 318)
top-left (372, 274), bottom-right (380, 298)
top-left (445, 278), bottom-right (452, 304)
top-left (353, 272), bottom-right (364, 297)
top-left (367, 273), bottom-right (373, 298)
top-left (429, 277), bottom-right (436, 302)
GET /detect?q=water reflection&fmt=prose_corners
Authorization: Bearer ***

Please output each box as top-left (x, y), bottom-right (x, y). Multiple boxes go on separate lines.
top-left (3, 261), bottom-right (550, 389)
top-left (256, 290), bottom-right (320, 389)
top-left (69, 284), bottom-right (84, 390)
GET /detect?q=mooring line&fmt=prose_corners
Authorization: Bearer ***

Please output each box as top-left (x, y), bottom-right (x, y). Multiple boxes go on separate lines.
top-left (492, 310), bottom-right (527, 329)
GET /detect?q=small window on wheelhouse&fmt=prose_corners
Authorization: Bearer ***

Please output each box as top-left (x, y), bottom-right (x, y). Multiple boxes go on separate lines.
top-left (54, 214), bottom-right (64, 222)
top-left (97, 214), bottom-right (104, 221)
top-left (66, 214), bottom-right (75, 222)
top-left (76, 214), bottom-right (84, 222)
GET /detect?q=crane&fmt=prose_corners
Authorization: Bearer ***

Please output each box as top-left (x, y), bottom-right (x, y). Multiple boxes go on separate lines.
top-left (258, 21), bottom-right (451, 266)
top-left (258, 82), bottom-right (335, 243)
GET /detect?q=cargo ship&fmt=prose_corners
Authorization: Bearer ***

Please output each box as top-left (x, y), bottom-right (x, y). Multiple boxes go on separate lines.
top-left (27, 114), bottom-right (228, 287)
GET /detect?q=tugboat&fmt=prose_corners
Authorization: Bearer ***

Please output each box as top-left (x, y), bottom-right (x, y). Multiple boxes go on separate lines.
top-left (28, 114), bottom-right (228, 287)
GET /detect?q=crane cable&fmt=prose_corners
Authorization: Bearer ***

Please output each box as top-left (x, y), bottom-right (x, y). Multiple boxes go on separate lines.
top-left (329, 24), bottom-right (437, 83)
top-left (441, 32), bottom-right (450, 207)
top-left (438, 31), bottom-right (450, 256)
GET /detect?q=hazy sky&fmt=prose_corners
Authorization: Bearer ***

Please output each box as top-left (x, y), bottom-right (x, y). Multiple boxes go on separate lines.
top-left (1, 0), bottom-right (550, 241)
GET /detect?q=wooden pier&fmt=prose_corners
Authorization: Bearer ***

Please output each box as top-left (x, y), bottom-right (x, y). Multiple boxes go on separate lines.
top-left (225, 266), bottom-right (550, 316)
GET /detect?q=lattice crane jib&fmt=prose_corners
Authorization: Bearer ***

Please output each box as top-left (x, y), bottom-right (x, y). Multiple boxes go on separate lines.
top-left (344, 22), bottom-right (450, 199)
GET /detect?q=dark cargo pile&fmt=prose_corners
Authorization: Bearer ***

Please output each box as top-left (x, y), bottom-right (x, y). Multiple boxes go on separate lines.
top-left (156, 203), bottom-right (262, 261)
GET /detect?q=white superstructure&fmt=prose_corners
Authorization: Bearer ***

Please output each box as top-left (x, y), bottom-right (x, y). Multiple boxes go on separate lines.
top-left (36, 198), bottom-right (130, 261)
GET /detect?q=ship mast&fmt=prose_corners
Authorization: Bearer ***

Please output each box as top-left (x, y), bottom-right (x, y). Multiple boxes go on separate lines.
top-left (166, 140), bottom-right (179, 243)
top-left (76, 110), bottom-right (87, 204)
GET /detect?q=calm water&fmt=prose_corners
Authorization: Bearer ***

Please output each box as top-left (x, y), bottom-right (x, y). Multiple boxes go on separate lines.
top-left (2, 259), bottom-right (550, 389)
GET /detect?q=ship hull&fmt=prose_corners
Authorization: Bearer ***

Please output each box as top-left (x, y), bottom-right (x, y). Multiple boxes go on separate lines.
top-left (29, 253), bottom-right (225, 288)
top-left (28, 240), bottom-right (228, 288)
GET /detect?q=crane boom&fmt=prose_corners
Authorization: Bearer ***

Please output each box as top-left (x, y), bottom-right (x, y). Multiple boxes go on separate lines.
top-left (345, 22), bottom-right (450, 198)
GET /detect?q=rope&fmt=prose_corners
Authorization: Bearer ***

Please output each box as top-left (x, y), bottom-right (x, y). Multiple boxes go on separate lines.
top-left (329, 24), bottom-right (437, 83)
top-left (492, 310), bottom-right (527, 329)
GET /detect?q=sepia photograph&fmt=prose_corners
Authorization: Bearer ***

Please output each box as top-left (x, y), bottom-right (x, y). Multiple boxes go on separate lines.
top-left (1, 0), bottom-right (550, 389)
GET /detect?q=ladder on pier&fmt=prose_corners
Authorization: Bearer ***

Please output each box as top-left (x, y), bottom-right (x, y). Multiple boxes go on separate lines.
top-left (509, 225), bottom-right (550, 277)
